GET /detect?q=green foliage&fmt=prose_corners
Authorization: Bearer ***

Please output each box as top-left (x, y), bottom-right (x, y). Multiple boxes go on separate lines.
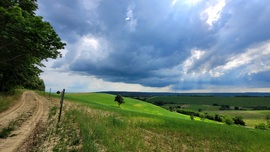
top-left (255, 119), bottom-right (270, 131)
top-left (266, 114), bottom-right (270, 121)
top-left (224, 116), bottom-right (234, 125)
top-left (0, 127), bottom-right (14, 138)
top-left (220, 105), bottom-right (230, 110)
top-left (176, 108), bottom-right (245, 125)
top-left (199, 113), bottom-right (205, 121)
top-left (190, 114), bottom-right (194, 120)
top-left (114, 94), bottom-right (125, 108)
top-left (255, 123), bottom-right (268, 130)
top-left (0, 89), bottom-right (22, 112)
top-left (48, 106), bottom-right (58, 119)
top-left (233, 116), bottom-right (245, 126)
top-left (0, 0), bottom-right (65, 92)
top-left (214, 114), bottom-right (224, 122)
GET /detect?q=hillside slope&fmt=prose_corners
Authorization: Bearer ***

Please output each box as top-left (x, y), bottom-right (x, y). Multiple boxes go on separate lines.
top-left (64, 93), bottom-right (190, 119)
top-left (2, 91), bottom-right (270, 151)
top-left (55, 93), bottom-right (270, 151)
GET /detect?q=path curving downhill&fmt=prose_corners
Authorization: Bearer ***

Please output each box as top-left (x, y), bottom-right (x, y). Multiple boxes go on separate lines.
top-left (0, 91), bottom-right (50, 152)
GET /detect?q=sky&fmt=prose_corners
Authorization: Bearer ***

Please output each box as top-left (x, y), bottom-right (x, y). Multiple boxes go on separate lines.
top-left (36, 0), bottom-right (270, 93)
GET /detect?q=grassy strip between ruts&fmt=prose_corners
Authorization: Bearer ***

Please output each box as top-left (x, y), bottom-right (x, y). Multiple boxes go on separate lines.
top-left (0, 112), bottom-right (30, 138)
top-left (47, 93), bottom-right (270, 152)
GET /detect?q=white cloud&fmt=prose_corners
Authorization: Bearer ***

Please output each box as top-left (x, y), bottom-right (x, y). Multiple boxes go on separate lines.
top-left (126, 5), bottom-right (137, 32)
top-left (185, 0), bottom-right (202, 6)
top-left (209, 40), bottom-right (270, 77)
top-left (172, 0), bottom-right (201, 6)
top-left (80, 0), bottom-right (100, 11)
top-left (171, 0), bottom-right (178, 6)
top-left (40, 69), bottom-right (172, 93)
top-left (73, 35), bottom-right (111, 63)
top-left (153, 49), bottom-right (207, 80)
top-left (200, 0), bottom-right (226, 28)
top-left (37, 0), bottom-right (270, 92)
top-left (183, 49), bottom-right (206, 74)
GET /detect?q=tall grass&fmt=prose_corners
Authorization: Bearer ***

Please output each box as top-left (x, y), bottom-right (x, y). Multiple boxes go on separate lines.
top-left (0, 89), bottom-right (23, 113)
top-left (58, 93), bottom-right (270, 151)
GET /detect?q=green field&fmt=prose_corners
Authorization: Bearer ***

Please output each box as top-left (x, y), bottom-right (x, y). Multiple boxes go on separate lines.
top-left (148, 96), bottom-right (270, 107)
top-left (48, 93), bottom-right (270, 151)
top-left (147, 95), bottom-right (270, 128)
top-left (64, 93), bottom-right (192, 119)
top-left (208, 110), bottom-right (270, 127)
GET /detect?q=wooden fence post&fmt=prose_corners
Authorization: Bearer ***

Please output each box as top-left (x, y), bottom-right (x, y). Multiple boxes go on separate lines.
top-left (58, 89), bottom-right (65, 123)
top-left (49, 88), bottom-right (51, 98)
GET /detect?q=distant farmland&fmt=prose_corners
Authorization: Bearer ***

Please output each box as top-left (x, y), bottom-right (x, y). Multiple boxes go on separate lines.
top-left (147, 96), bottom-right (270, 108)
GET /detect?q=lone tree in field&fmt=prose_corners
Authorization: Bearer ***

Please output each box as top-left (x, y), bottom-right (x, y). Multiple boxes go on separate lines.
top-left (114, 95), bottom-right (124, 108)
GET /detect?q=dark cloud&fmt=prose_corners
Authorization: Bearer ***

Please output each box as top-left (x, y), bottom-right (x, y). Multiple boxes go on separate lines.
top-left (37, 0), bottom-right (270, 91)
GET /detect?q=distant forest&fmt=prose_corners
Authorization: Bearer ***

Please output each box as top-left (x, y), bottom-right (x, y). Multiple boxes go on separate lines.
top-left (103, 91), bottom-right (270, 97)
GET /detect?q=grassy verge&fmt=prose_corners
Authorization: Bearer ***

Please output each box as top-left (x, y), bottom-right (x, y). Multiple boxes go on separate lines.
top-left (33, 104), bottom-right (82, 152)
top-left (45, 93), bottom-right (270, 151)
top-left (0, 89), bottom-right (23, 113)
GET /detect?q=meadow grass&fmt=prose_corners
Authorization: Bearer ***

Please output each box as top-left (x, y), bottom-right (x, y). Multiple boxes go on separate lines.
top-left (0, 89), bottom-right (23, 113)
top-left (55, 93), bottom-right (270, 151)
top-left (64, 93), bottom-right (191, 120)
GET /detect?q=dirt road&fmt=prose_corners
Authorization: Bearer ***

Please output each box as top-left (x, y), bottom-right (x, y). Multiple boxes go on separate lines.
top-left (0, 91), bottom-right (50, 152)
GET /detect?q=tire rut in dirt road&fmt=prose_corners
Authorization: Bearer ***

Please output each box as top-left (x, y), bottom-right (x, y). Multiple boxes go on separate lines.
top-left (0, 91), bottom-right (50, 152)
top-left (0, 92), bottom-right (27, 131)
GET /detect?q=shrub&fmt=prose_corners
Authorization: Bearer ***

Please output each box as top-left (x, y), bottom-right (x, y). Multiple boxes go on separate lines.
top-left (205, 113), bottom-right (215, 121)
top-left (215, 114), bottom-right (224, 122)
top-left (266, 114), bottom-right (270, 121)
top-left (176, 109), bottom-right (193, 115)
top-left (199, 113), bottom-right (205, 121)
top-left (190, 114), bottom-right (194, 120)
top-left (220, 105), bottom-right (230, 110)
top-left (212, 103), bottom-right (219, 106)
top-left (233, 116), bottom-right (245, 126)
top-left (224, 117), bottom-right (234, 125)
top-left (255, 123), bottom-right (268, 130)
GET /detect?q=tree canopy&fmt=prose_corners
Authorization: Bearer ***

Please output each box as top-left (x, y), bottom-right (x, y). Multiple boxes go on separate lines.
top-left (0, 0), bottom-right (65, 91)
top-left (114, 95), bottom-right (125, 108)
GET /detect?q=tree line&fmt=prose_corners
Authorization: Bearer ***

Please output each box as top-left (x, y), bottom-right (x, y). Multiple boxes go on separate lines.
top-left (0, 0), bottom-right (65, 92)
top-left (174, 108), bottom-right (245, 126)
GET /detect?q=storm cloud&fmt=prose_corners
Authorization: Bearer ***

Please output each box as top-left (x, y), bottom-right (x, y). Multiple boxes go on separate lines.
top-left (37, 0), bottom-right (270, 92)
